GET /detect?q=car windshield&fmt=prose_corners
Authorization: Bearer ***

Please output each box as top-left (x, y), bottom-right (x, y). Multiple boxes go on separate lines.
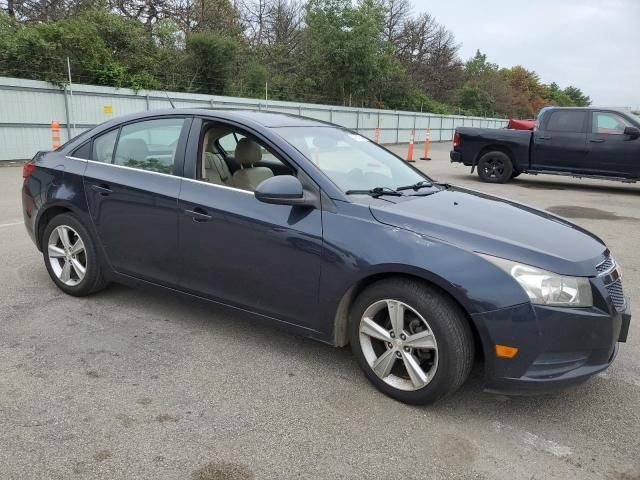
top-left (274, 126), bottom-right (431, 194)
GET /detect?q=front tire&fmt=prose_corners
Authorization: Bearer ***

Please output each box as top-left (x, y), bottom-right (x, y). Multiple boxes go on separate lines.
top-left (477, 151), bottom-right (513, 183)
top-left (42, 213), bottom-right (108, 296)
top-left (349, 278), bottom-right (474, 405)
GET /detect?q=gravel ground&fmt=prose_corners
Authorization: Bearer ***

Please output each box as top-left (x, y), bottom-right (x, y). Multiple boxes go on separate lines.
top-left (0, 143), bottom-right (638, 480)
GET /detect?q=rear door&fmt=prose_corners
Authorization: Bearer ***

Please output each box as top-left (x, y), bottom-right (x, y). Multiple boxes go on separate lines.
top-left (586, 111), bottom-right (640, 178)
top-left (531, 109), bottom-right (588, 172)
top-left (83, 116), bottom-right (192, 286)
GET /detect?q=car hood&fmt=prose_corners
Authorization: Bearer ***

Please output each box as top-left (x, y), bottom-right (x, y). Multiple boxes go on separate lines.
top-left (368, 187), bottom-right (607, 276)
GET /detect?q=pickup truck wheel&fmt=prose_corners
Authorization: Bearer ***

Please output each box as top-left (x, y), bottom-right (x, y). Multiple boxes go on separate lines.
top-left (477, 151), bottom-right (513, 183)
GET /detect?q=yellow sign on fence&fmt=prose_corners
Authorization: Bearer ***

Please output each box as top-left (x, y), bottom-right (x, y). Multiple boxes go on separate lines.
top-left (103, 105), bottom-right (113, 115)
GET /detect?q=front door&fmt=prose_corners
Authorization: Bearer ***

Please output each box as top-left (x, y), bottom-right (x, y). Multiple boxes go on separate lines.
top-left (83, 116), bottom-right (192, 286)
top-left (176, 121), bottom-right (324, 328)
top-left (586, 111), bottom-right (640, 178)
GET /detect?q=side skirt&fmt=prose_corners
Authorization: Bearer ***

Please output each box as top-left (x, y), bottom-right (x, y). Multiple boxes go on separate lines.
top-left (105, 270), bottom-right (336, 346)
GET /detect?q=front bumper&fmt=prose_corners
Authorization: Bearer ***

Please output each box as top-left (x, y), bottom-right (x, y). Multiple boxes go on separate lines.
top-left (472, 300), bottom-right (631, 395)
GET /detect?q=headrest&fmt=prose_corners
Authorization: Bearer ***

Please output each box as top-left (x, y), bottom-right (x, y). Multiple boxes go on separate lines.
top-left (235, 138), bottom-right (262, 167)
top-left (118, 138), bottom-right (148, 162)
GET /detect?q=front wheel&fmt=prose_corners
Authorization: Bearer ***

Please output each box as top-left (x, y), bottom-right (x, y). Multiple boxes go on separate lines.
top-left (349, 278), bottom-right (475, 405)
top-left (477, 151), bottom-right (513, 183)
top-left (42, 213), bottom-right (109, 296)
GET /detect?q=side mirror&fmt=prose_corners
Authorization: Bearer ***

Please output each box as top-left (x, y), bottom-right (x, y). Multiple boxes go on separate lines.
top-left (624, 126), bottom-right (640, 138)
top-left (254, 175), bottom-right (315, 207)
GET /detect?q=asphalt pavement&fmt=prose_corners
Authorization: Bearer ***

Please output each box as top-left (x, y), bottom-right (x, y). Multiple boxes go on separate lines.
top-left (0, 143), bottom-right (638, 479)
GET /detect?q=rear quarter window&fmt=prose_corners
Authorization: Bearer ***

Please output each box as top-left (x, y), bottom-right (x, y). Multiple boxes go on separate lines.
top-left (71, 141), bottom-right (91, 159)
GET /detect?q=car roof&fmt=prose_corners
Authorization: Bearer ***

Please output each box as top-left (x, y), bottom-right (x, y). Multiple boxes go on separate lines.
top-left (100, 108), bottom-right (330, 128)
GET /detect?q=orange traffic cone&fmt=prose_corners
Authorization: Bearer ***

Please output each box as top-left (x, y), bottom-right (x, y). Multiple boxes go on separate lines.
top-left (420, 128), bottom-right (431, 160)
top-left (373, 127), bottom-right (380, 144)
top-left (51, 121), bottom-right (61, 149)
top-left (406, 129), bottom-right (415, 162)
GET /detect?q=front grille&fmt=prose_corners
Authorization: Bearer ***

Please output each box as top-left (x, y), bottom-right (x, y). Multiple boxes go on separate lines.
top-left (606, 279), bottom-right (626, 312)
top-left (596, 256), bottom-right (615, 274)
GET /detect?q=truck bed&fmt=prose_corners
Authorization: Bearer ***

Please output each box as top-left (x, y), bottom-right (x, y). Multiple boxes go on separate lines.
top-left (450, 127), bottom-right (531, 170)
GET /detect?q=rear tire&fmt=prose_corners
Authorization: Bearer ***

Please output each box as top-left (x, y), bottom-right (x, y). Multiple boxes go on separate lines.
top-left (349, 278), bottom-right (474, 405)
top-left (42, 213), bottom-right (109, 296)
top-left (477, 151), bottom-right (513, 183)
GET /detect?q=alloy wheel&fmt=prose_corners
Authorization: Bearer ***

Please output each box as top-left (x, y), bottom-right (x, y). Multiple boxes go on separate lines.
top-left (359, 299), bottom-right (439, 391)
top-left (482, 157), bottom-right (505, 179)
top-left (47, 225), bottom-right (87, 286)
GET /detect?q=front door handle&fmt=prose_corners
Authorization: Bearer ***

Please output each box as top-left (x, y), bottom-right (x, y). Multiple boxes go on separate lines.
top-left (590, 138), bottom-right (605, 143)
top-left (184, 207), bottom-right (212, 222)
top-left (90, 183), bottom-right (112, 195)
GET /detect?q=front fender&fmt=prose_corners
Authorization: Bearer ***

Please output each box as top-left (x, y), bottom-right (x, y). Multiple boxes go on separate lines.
top-left (318, 203), bottom-right (530, 341)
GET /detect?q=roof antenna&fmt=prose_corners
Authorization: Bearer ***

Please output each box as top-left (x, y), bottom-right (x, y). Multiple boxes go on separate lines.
top-left (164, 90), bottom-right (176, 109)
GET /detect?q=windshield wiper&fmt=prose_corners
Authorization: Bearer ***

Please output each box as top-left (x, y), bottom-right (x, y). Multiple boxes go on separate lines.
top-left (395, 180), bottom-right (434, 192)
top-left (345, 187), bottom-right (404, 197)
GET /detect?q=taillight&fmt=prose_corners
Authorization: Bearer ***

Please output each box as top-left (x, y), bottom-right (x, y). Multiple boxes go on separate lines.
top-left (453, 131), bottom-right (460, 149)
top-left (22, 160), bottom-right (36, 179)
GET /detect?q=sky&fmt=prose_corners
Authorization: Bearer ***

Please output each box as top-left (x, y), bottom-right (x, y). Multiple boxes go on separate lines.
top-left (414, 0), bottom-right (640, 109)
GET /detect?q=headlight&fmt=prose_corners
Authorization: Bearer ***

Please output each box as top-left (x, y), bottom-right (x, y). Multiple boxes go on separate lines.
top-left (480, 254), bottom-right (593, 307)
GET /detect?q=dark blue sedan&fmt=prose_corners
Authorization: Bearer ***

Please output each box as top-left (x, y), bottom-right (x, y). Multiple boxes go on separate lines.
top-left (21, 110), bottom-right (631, 404)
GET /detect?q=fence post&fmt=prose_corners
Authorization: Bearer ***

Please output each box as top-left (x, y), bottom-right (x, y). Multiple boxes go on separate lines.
top-left (356, 109), bottom-right (359, 133)
top-left (396, 112), bottom-right (400, 144)
top-left (412, 113), bottom-right (417, 146)
top-left (146, 94), bottom-right (150, 111)
top-left (62, 85), bottom-right (72, 140)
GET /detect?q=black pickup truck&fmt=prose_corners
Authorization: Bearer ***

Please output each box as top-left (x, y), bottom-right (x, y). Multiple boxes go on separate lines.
top-left (450, 107), bottom-right (640, 183)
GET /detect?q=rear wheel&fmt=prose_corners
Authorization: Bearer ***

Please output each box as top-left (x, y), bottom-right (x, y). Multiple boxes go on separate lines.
top-left (477, 151), bottom-right (513, 183)
top-left (349, 278), bottom-right (474, 404)
top-left (42, 213), bottom-right (108, 296)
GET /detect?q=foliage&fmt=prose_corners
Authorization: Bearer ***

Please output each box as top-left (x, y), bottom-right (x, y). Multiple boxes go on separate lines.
top-left (0, 1), bottom-right (592, 116)
top-left (458, 50), bottom-right (591, 117)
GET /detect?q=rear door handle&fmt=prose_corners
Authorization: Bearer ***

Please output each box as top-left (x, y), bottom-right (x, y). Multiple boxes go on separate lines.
top-left (90, 183), bottom-right (112, 195)
top-left (538, 135), bottom-right (552, 140)
top-left (590, 138), bottom-right (605, 143)
top-left (184, 207), bottom-right (212, 222)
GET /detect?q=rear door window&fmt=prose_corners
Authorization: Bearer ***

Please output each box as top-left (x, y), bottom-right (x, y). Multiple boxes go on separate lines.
top-left (113, 118), bottom-right (187, 174)
top-left (546, 111), bottom-right (587, 133)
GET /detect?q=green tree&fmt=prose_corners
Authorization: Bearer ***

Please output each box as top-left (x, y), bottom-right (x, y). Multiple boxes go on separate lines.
top-left (302, 0), bottom-right (390, 105)
top-left (459, 51), bottom-right (512, 116)
top-left (563, 86), bottom-right (591, 106)
top-left (184, 31), bottom-right (239, 94)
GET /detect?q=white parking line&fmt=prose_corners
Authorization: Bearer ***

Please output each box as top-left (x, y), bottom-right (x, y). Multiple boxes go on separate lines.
top-left (0, 221), bottom-right (22, 229)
